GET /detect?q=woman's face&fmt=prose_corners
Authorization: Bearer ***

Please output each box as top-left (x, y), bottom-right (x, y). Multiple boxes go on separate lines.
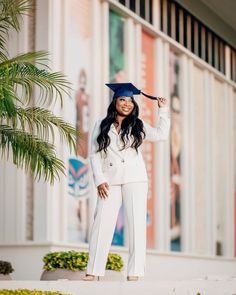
top-left (115, 96), bottom-right (134, 116)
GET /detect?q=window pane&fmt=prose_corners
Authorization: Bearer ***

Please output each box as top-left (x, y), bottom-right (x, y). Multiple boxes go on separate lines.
top-left (183, 11), bottom-right (187, 47)
top-left (205, 29), bottom-right (209, 63)
top-left (160, 0), bottom-right (163, 31)
top-left (140, 0), bottom-right (146, 19)
top-left (119, 0), bottom-right (126, 5)
top-left (175, 4), bottom-right (180, 42)
top-left (130, 0), bottom-right (136, 12)
top-left (149, 0), bottom-right (153, 24)
top-left (167, 0), bottom-right (171, 37)
top-left (198, 23), bottom-right (202, 58)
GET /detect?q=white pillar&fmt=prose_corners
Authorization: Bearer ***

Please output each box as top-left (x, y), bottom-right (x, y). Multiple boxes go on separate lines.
top-left (180, 54), bottom-right (192, 253)
top-left (88, 0), bottom-right (105, 232)
top-left (101, 1), bottom-right (109, 112)
top-left (33, 0), bottom-right (65, 242)
top-left (186, 59), bottom-right (196, 254)
top-left (224, 84), bottom-right (235, 257)
top-left (135, 23), bottom-right (142, 86)
top-left (204, 70), bottom-right (215, 255)
top-left (153, 0), bottom-right (160, 31)
top-left (0, 14), bottom-right (30, 243)
top-left (154, 38), bottom-right (171, 251)
top-left (209, 72), bottom-right (217, 255)
top-left (225, 45), bottom-right (231, 80)
top-left (125, 18), bottom-right (136, 82)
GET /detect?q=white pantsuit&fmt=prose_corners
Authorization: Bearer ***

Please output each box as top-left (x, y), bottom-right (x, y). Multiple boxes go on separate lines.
top-left (87, 106), bottom-right (170, 276)
top-left (86, 182), bottom-right (148, 276)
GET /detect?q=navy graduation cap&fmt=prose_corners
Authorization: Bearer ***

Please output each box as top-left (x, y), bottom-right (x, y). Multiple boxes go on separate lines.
top-left (105, 82), bottom-right (157, 100)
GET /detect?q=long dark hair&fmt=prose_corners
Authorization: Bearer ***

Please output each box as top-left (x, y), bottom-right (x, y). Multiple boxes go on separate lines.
top-left (97, 97), bottom-right (146, 153)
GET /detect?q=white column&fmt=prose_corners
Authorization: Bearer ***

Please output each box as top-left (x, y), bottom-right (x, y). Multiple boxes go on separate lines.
top-left (204, 70), bottom-right (215, 255)
top-left (209, 72), bottom-right (217, 255)
top-left (125, 18), bottom-right (136, 81)
top-left (13, 14), bottom-right (29, 242)
top-left (49, 0), bottom-right (68, 243)
top-left (101, 1), bottom-right (109, 113)
top-left (186, 59), bottom-right (196, 254)
top-left (33, 0), bottom-right (65, 242)
top-left (88, 0), bottom-right (104, 233)
top-left (154, 38), bottom-right (171, 251)
top-left (225, 45), bottom-right (231, 80)
top-left (57, 0), bottom-right (67, 242)
top-left (33, 0), bottom-right (51, 242)
top-left (180, 54), bottom-right (191, 253)
top-left (0, 14), bottom-right (30, 243)
top-left (135, 23), bottom-right (142, 86)
top-left (153, 0), bottom-right (160, 31)
top-left (224, 84), bottom-right (235, 257)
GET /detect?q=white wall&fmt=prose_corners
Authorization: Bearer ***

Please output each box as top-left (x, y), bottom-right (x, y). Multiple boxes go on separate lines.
top-left (0, 0), bottom-right (235, 265)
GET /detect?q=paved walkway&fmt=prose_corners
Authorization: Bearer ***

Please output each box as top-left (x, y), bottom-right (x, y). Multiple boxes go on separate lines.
top-left (0, 277), bottom-right (236, 295)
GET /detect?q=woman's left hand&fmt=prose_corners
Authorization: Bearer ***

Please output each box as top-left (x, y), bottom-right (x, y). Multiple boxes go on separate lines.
top-left (157, 97), bottom-right (168, 108)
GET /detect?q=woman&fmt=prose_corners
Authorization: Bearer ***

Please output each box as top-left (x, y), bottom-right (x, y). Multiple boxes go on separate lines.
top-left (83, 83), bottom-right (170, 281)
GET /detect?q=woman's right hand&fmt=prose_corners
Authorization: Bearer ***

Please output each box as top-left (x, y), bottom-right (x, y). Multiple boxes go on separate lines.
top-left (97, 182), bottom-right (109, 199)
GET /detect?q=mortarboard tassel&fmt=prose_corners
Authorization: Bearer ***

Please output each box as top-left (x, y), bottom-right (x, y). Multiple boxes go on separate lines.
top-left (140, 91), bottom-right (157, 100)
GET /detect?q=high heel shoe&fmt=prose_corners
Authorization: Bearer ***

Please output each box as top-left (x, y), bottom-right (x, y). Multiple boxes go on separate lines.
top-left (82, 274), bottom-right (99, 281)
top-left (127, 276), bottom-right (139, 281)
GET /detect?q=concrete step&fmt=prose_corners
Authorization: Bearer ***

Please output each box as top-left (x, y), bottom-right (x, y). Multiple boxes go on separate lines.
top-left (0, 277), bottom-right (236, 295)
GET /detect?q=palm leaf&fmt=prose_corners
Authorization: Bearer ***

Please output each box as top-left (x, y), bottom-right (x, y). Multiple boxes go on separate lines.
top-left (0, 124), bottom-right (65, 184)
top-left (0, 51), bottom-right (49, 68)
top-left (11, 65), bottom-right (71, 106)
top-left (0, 52), bottom-right (71, 107)
top-left (0, 0), bottom-right (78, 183)
top-left (0, 0), bottom-right (31, 51)
top-left (15, 107), bottom-right (77, 152)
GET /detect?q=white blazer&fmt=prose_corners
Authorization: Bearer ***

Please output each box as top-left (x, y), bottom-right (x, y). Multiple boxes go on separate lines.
top-left (90, 106), bottom-right (170, 187)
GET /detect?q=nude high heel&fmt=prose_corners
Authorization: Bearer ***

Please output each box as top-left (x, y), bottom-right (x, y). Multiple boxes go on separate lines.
top-left (82, 274), bottom-right (99, 281)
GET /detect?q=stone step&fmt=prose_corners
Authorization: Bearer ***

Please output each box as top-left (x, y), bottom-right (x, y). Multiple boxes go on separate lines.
top-left (0, 278), bottom-right (236, 295)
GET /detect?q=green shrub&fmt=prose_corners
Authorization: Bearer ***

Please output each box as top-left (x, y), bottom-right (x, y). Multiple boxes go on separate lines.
top-left (43, 251), bottom-right (88, 271)
top-left (0, 261), bottom-right (14, 275)
top-left (106, 253), bottom-right (124, 272)
top-left (0, 290), bottom-right (71, 295)
top-left (43, 251), bottom-right (124, 272)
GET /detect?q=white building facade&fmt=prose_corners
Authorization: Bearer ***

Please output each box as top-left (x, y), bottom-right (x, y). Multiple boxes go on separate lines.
top-left (0, 0), bottom-right (236, 280)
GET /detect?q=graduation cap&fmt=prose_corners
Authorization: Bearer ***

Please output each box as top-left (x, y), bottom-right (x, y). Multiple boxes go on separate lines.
top-left (105, 82), bottom-right (157, 100)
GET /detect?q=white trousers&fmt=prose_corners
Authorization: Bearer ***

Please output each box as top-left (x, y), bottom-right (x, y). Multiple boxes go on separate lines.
top-left (86, 182), bottom-right (148, 276)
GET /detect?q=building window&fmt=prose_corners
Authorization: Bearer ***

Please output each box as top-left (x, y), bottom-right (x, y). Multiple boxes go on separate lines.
top-left (231, 48), bottom-right (236, 83)
top-left (159, 0), bottom-right (236, 82)
top-left (116, 0), bottom-right (236, 82)
top-left (118, 0), bottom-right (153, 24)
top-left (130, 0), bottom-right (136, 12)
top-left (118, 0), bottom-right (126, 5)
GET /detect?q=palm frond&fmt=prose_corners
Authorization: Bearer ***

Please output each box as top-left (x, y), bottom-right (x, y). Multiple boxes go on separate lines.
top-left (0, 124), bottom-right (65, 184)
top-left (0, 51), bottom-right (49, 68)
top-left (0, 0), bottom-right (78, 183)
top-left (0, 51), bottom-right (8, 62)
top-left (0, 84), bottom-right (20, 119)
top-left (0, 87), bottom-right (17, 121)
top-left (0, 57), bottom-right (71, 106)
top-left (14, 66), bottom-right (70, 106)
top-left (15, 107), bottom-right (77, 152)
top-left (0, 0), bottom-right (31, 51)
